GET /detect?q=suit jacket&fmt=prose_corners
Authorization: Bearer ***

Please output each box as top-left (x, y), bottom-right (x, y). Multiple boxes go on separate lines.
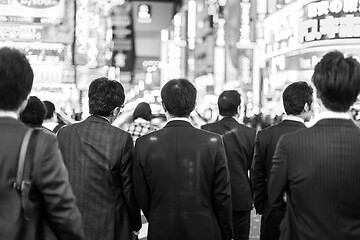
top-left (0, 117), bottom-right (84, 240)
top-left (251, 120), bottom-right (306, 219)
top-left (201, 117), bottom-right (256, 211)
top-left (269, 119), bottom-right (360, 240)
top-left (133, 120), bottom-right (233, 240)
top-left (57, 116), bottom-right (141, 240)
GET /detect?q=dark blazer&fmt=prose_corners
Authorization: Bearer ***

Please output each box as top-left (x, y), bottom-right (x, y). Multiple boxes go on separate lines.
top-left (0, 117), bottom-right (84, 240)
top-left (251, 120), bottom-right (306, 219)
top-left (269, 119), bottom-right (360, 240)
top-left (57, 116), bottom-right (141, 240)
top-left (133, 120), bottom-right (233, 240)
top-left (201, 117), bottom-right (256, 211)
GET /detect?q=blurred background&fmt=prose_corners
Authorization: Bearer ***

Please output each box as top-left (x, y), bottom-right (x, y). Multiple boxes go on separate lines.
top-left (3, 0), bottom-right (360, 127)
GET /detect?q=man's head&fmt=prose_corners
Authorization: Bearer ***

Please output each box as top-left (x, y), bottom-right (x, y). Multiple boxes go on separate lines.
top-left (312, 51), bottom-right (360, 112)
top-left (0, 47), bottom-right (33, 111)
top-left (218, 90), bottom-right (241, 117)
top-left (282, 81), bottom-right (313, 120)
top-left (43, 100), bottom-right (56, 120)
top-left (133, 102), bottom-right (152, 121)
top-left (20, 96), bottom-right (47, 127)
top-left (88, 77), bottom-right (125, 118)
top-left (161, 78), bottom-right (197, 118)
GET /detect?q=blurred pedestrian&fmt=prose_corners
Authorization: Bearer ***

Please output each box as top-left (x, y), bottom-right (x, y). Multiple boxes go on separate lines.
top-left (251, 81), bottom-right (314, 240)
top-left (127, 102), bottom-right (157, 142)
top-left (57, 77), bottom-right (142, 240)
top-left (0, 47), bottom-right (84, 240)
top-left (201, 90), bottom-right (256, 240)
top-left (43, 100), bottom-right (65, 133)
top-left (133, 78), bottom-right (233, 240)
top-left (269, 51), bottom-right (360, 239)
top-left (19, 96), bottom-right (48, 129)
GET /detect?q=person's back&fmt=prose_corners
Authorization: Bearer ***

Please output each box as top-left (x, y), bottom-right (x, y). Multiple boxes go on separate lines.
top-left (133, 78), bottom-right (232, 240)
top-left (252, 81), bottom-right (313, 240)
top-left (57, 77), bottom-right (141, 240)
top-left (201, 90), bottom-right (255, 240)
top-left (269, 51), bottom-right (360, 240)
top-left (0, 47), bottom-right (84, 240)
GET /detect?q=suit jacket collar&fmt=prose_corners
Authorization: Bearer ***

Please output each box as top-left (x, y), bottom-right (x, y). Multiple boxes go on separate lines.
top-left (0, 116), bottom-right (24, 126)
top-left (87, 115), bottom-right (111, 124)
top-left (220, 116), bottom-right (238, 124)
top-left (314, 118), bottom-right (357, 128)
top-left (164, 120), bottom-right (193, 128)
top-left (281, 119), bottom-right (306, 127)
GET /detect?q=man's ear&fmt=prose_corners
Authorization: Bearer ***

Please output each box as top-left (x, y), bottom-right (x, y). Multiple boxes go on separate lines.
top-left (162, 102), bottom-right (167, 112)
top-left (304, 102), bottom-right (310, 112)
top-left (18, 98), bottom-right (29, 114)
top-left (112, 106), bottom-right (121, 116)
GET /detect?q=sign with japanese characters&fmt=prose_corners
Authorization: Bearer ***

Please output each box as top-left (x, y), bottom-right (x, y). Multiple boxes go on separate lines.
top-left (299, 0), bottom-right (360, 43)
top-left (0, 0), bottom-right (64, 24)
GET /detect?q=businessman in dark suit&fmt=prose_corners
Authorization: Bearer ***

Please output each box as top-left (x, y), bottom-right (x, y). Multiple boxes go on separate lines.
top-left (57, 77), bottom-right (141, 240)
top-left (251, 81), bottom-right (313, 240)
top-left (0, 47), bottom-right (84, 240)
top-left (201, 90), bottom-right (255, 240)
top-left (133, 78), bottom-right (233, 240)
top-left (269, 51), bottom-right (360, 239)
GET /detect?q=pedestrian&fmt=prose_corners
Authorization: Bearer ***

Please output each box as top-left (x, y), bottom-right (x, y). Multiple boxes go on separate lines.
top-left (43, 100), bottom-right (65, 133)
top-left (269, 51), bottom-right (360, 239)
top-left (133, 78), bottom-right (233, 240)
top-left (19, 96), bottom-right (48, 129)
top-left (127, 102), bottom-right (158, 142)
top-left (0, 47), bottom-right (84, 240)
top-left (201, 90), bottom-right (256, 240)
top-left (251, 81), bottom-right (314, 240)
top-left (57, 77), bottom-right (142, 240)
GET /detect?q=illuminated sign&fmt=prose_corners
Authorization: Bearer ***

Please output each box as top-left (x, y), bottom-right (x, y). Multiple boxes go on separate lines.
top-left (0, 0), bottom-right (64, 24)
top-left (18, 0), bottom-right (60, 8)
top-left (299, 0), bottom-right (360, 43)
top-left (138, 4), bottom-right (151, 23)
top-left (239, 0), bottom-right (251, 43)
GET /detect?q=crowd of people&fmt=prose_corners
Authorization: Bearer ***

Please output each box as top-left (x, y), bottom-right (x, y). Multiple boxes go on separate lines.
top-left (1, 46), bottom-right (360, 240)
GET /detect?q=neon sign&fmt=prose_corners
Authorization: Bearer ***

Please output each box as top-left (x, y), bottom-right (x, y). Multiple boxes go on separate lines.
top-left (299, 0), bottom-right (360, 43)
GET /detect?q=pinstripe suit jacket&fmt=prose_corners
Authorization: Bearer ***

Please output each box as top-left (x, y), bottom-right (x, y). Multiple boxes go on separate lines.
top-left (252, 120), bottom-right (306, 219)
top-left (202, 117), bottom-right (256, 211)
top-left (269, 119), bottom-right (360, 240)
top-left (57, 116), bottom-right (141, 240)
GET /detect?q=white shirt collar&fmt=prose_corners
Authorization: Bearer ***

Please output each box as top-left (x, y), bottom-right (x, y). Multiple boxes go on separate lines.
top-left (134, 118), bottom-right (149, 123)
top-left (283, 115), bottom-right (304, 124)
top-left (315, 110), bottom-right (351, 122)
top-left (0, 111), bottom-right (18, 119)
top-left (167, 117), bottom-right (192, 124)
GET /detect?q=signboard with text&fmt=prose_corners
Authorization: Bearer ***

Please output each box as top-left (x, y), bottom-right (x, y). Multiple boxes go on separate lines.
top-left (0, 0), bottom-right (65, 25)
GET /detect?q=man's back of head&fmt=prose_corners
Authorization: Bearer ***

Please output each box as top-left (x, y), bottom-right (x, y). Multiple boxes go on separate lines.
top-left (218, 90), bottom-right (241, 117)
top-left (0, 47), bottom-right (33, 111)
top-left (88, 77), bottom-right (125, 118)
top-left (161, 78), bottom-right (197, 118)
top-left (43, 100), bottom-right (56, 120)
top-left (282, 81), bottom-right (313, 121)
top-left (312, 51), bottom-right (360, 112)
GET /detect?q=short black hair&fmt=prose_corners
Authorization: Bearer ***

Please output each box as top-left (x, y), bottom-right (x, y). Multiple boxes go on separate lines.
top-left (312, 51), bottom-right (360, 112)
top-left (161, 78), bottom-right (197, 117)
top-left (218, 90), bottom-right (241, 117)
top-left (20, 96), bottom-right (47, 127)
top-left (133, 102), bottom-right (152, 121)
top-left (0, 47), bottom-right (33, 110)
top-left (43, 100), bottom-right (55, 120)
top-left (88, 77), bottom-right (125, 116)
top-left (282, 81), bottom-right (313, 115)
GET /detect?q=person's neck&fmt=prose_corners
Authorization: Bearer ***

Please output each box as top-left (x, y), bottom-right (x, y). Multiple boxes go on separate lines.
top-left (165, 112), bottom-right (190, 121)
top-left (0, 110), bottom-right (19, 119)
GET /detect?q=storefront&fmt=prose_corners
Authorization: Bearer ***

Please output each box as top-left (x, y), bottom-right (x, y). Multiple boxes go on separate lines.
top-left (262, 0), bottom-right (360, 114)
